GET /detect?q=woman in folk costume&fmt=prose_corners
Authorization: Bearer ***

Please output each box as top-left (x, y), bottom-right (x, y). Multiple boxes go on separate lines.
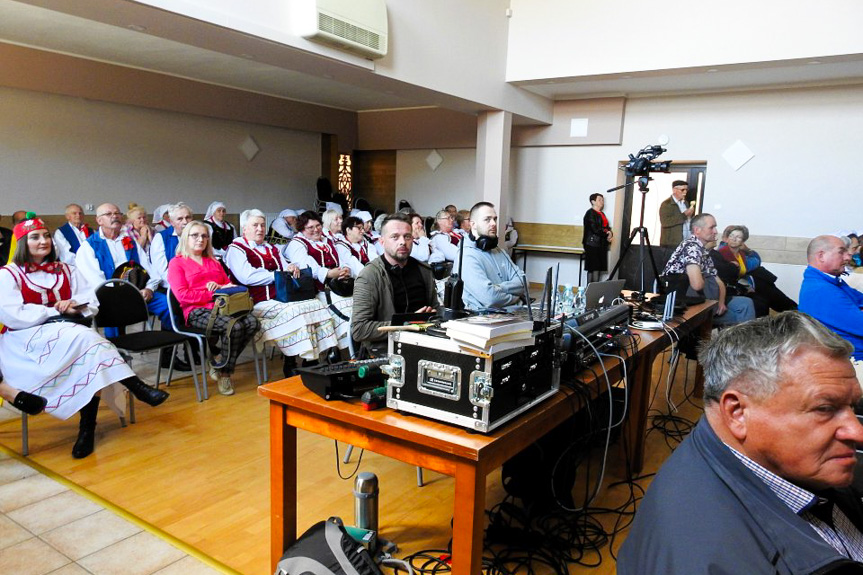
top-left (125, 203), bottom-right (155, 256)
top-left (321, 207), bottom-right (344, 245)
top-left (152, 204), bottom-right (172, 232)
top-left (335, 215), bottom-right (378, 277)
top-left (0, 215), bottom-right (168, 458)
top-left (203, 201), bottom-right (236, 259)
top-left (225, 210), bottom-right (339, 377)
top-left (266, 208), bottom-right (298, 253)
top-left (286, 211), bottom-right (354, 350)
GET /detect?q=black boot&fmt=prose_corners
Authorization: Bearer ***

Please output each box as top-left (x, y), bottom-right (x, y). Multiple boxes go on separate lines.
top-left (13, 391), bottom-right (48, 416)
top-left (282, 355), bottom-right (298, 379)
top-left (72, 396), bottom-right (100, 459)
top-left (159, 348), bottom-right (191, 372)
top-left (121, 376), bottom-right (169, 407)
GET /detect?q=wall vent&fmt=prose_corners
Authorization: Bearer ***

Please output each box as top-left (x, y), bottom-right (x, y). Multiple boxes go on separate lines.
top-left (299, 0), bottom-right (388, 60)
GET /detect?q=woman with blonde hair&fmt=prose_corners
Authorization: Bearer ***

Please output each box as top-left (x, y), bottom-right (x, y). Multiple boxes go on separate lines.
top-left (167, 221), bottom-right (259, 395)
top-left (125, 203), bottom-right (155, 254)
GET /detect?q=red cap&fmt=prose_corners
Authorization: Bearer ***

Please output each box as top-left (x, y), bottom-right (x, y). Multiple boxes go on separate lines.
top-left (13, 215), bottom-right (47, 240)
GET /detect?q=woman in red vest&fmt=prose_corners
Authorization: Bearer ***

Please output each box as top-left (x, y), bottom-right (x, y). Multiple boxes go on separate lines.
top-left (0, 215), bottom-right (168, 458)
top-left (225, 210), bottom-right (339, 377)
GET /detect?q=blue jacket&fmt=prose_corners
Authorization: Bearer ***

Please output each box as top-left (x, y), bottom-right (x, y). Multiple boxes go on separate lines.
top-left (619, 418), bottom-right (863, 574)
top-left (799, 266), bottom-right (863, 360)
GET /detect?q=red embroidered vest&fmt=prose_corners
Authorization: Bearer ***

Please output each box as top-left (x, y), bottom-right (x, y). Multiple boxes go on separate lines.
top-left (291, 236), bottom-right (339, 290)
top-left (227, 240), bottom-right (283, 304)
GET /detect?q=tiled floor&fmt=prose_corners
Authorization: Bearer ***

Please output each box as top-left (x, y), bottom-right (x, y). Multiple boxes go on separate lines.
top-left (0, 430), bottom-right (228, 575)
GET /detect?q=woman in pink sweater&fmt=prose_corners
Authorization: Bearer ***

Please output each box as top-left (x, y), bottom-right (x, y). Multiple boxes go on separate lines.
top-left (167, 221), bottom-right (259, 395)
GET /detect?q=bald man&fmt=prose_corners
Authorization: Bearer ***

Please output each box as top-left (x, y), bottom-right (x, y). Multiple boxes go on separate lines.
top-left (54, 203), bottom-right (93, 264)
top-left (799, 235), bottom-right (863, 361)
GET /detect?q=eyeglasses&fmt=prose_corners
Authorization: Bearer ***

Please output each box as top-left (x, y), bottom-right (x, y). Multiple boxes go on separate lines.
top-left (97, 211), bottom-right (122, 218)
top-left (189, 233), bottom-right (210, 239)
top-left (304, 224), bottom-right (322, 232)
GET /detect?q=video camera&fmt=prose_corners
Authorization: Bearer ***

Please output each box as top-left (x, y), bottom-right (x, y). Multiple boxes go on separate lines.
top-left (623, 145), bottom-right (672, 178)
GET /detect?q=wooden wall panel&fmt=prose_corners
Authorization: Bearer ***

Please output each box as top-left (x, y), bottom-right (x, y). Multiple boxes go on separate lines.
top-left (353, 151), bottom-right (397, 213)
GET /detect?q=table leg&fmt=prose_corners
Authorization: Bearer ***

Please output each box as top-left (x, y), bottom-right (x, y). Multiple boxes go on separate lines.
top-left (624, 351), bottom-right (656, 474)
top-left (451, 460), bottom-right (486, 575)
top-left (270, 401), bottom-right (297, 570)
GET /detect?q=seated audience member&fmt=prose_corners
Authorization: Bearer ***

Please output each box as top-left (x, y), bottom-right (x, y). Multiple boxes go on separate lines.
top-left (711, 225), bottom-right (797, 316)
top-left (267, 209), bottom-right (297, 251)
top-left (356, 210), bottom-right (382, 256)
top-left (352, 213), bottom-right (438, 355)
top-left (0, 216), bottom-right (168, 458)
top-left (409, 212), bottom-right (433, 263)
top-left (619, 312), bottom-right (863, 573)
top-left (287, 211), bottom-right (353, 350)
top-left (457, 209), bottom-right (471, 235)
top-left (167, 221), bottom-right (259, 396)
top-left (321, 208), bottom-right (344, 244)
top-left (430, 209), bottom-right (461, 263)
top-left (75, 203), bottom-right (167, 336)
top-left (799, 235), bottom-right (863, 364)
top-left (152, 204), bottom-right (171, 232)
top-left (203, 201), bottom-right (236, 259)
top-left (0, 216), bottom-right (12, 264)
top-left (662, 213), bottom-right (755, 326)
top-left (503, 216), bottom-right (518, 255)
top-left (335, 215), bottom-right (378, 277)
top-left (125, 203), bottom-right (154, 256)
top-left (225, 210), bottom-right (338, 377)
top-left (444, 204), bottom-right (458, 218)
top-left (848, 233), bottom-right (862, 268)
top-left (54, 203), bottom-right (93, 264)
top-left (455, 202), bottom-right (527, 311)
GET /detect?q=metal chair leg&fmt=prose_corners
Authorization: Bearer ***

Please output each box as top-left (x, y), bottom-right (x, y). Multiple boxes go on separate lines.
top-left (343, 444), bottom-right (354, 463)
top-left (21, 413), bottom-right (28, 457)
top-left (417, 467), bottom-right (424, 487)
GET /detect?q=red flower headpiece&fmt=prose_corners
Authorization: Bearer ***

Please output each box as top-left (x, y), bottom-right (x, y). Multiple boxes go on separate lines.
top-left (13, 213), bottom-right (47, 240)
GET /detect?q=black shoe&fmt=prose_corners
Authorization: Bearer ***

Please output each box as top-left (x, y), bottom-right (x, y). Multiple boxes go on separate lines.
top-left (283, 355), bottom-right (298, 379)
top-left (72, 428), bottom-right (95, 459)
top-left (160, 350), bottom-right (192, 372)
top-left (326, 348), bottom-right (342, 364)
top-left (121, 377), bottom-right (169, 407)
top-left (13, 391), bottom-right (48, 416)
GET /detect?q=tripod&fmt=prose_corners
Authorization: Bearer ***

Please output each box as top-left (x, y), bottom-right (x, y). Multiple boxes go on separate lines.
top-left (608, 176), bottom-right (662, 299)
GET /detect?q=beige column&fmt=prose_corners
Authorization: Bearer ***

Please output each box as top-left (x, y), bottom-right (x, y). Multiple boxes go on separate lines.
top-left (475, 110), bottom-right (512, 237)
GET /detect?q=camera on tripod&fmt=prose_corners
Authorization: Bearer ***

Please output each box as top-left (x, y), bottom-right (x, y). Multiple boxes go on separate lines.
top-left (623, 145), bottom-right (673, 178)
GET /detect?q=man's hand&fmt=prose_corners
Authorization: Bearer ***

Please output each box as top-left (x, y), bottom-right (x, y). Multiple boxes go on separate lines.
top-left (684, 207), bottom-right (695, 218)
top-left (716, 301), bottom-right (728, 316)
top-left (414, 306), bottom-right (436, 313)
top-left (140, 288), bottom-right (153, 302)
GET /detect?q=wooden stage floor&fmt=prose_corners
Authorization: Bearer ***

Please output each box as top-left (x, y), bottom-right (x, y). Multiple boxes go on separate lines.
top-left (0, 351), bottom-right (703, 575)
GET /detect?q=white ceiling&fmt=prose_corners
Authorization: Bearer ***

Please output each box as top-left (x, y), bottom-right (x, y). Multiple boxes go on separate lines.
top-left (2, 0), bottom-right (863, 119)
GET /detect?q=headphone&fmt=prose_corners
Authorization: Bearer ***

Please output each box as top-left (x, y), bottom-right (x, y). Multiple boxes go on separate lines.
top-left (471, 232), bottom-right (498, 252)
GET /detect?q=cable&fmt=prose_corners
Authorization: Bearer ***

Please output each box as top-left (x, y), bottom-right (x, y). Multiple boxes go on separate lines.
top-left (334, 440), bottom-right (364, 480)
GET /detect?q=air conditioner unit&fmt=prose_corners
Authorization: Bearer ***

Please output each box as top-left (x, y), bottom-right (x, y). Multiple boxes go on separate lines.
top-left (297, 0), bottom-right (388, 60)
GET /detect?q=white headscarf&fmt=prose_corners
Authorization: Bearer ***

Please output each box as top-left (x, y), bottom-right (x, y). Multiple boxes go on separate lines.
top-left (357, 211), bottom-right (373, 223)
top-left (272, 209), bottom-right (297, 237)
top-left (153, 204), bottom-right (170, 225)
top-left (205, 201), bottom-right (228, 228)
top-left (325, 202), bottom-right (343, 215)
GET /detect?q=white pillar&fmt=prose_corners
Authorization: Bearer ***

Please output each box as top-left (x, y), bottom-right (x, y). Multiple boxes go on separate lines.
top-left (475, 110), bottom-right (512, 237)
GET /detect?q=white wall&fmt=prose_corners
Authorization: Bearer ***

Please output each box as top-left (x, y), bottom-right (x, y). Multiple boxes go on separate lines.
top-left (395, 149), bottom-right (477, 216)
top-left (0, 87), bottom-right (322, 216)
top-left (507, 0), bottom-right (863, 80)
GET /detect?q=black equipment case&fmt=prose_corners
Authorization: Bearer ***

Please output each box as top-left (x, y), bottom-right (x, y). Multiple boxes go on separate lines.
top-left (383, 322), bottom-right (561, 433)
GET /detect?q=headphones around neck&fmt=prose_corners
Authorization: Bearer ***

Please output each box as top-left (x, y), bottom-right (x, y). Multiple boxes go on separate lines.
top-left (471, 232), bottom-right (499, 252)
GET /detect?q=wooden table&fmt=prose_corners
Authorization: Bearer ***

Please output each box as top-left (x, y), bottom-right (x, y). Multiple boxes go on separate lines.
top-left (259, 300), bottom-right (716, 574)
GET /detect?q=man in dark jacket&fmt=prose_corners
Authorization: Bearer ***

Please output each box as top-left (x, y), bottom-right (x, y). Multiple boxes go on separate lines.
top-left (351, 213), bottom-right (438, 355)
top-left (619, 312), bottom-right (863, 574)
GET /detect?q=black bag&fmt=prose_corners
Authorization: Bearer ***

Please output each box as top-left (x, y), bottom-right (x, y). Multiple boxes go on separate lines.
top-left (275, 268), bottom-right (317, 303)
top-left (327, 277), bottom-right (354, 298)
top-left (275, 518), bottom-right (382, 575)
top-left (112, 260), bottom-right (150, 290)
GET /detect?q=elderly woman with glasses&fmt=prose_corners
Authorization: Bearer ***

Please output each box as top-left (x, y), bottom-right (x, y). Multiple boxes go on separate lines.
top-left (286, 210), bottom-right (353, 351)
top-left (225, 209), bottom-right (339, 377)
top-left (167, 220), bottom-right (259, 395)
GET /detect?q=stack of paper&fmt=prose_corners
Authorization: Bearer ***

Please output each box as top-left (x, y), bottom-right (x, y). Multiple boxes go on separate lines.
top-left (441, 314), bottom-right (534, 354)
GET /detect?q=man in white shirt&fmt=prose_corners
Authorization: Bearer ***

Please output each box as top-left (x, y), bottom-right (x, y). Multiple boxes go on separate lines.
top-left (54, 203), bottom-right (94, 264)
top-left (149, 203), bottom-right (193, 290)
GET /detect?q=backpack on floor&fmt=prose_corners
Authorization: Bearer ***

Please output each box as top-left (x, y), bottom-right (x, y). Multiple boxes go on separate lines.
top-left (275, 518), bottom-right (382, 575)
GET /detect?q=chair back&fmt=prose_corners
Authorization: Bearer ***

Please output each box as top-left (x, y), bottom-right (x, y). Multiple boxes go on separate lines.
top-left (166, 287), bottom-right (187, 331)
top-left (95, 279), bottom-right (149, 329)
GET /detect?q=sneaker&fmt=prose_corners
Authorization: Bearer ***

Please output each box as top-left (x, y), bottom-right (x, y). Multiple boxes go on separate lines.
top-left (217, 376), bottom-right (234, 396)
top-left (209, 366), bottom-right (219, 381)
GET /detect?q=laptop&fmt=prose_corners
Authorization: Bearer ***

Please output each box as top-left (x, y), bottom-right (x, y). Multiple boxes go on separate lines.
top-left (584, 279), bottom-right (626, 310)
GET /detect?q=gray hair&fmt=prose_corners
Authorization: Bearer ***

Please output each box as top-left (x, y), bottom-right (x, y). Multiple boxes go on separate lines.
top-left (321, 209), bottom-right (341, 232)
top-left (168, 202), bottom-right (192, 219)
top-left (700, 311), bottom-right (852, 403)
top-left (691, 213), bottom-right (713, 231)
top-left (240, 209), bottom-right (266, 230)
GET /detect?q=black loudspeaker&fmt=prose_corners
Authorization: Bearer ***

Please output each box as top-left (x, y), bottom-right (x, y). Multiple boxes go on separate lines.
top-left (618, 245), bottom-right (673, 292)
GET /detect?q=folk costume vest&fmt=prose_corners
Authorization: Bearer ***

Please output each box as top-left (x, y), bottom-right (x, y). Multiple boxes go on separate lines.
top-left (291, 235), bottom-right (339, 290)
top-left (227, 239), bottom-right (284, 304)
top-left (58, 222), bottom-right (92, 254)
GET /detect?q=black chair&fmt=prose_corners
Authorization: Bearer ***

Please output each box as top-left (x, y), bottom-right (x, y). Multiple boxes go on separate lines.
top-left (95, 279), bottom-right (201, 403)
top-left (167, 287), bottom-right (265, 399)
